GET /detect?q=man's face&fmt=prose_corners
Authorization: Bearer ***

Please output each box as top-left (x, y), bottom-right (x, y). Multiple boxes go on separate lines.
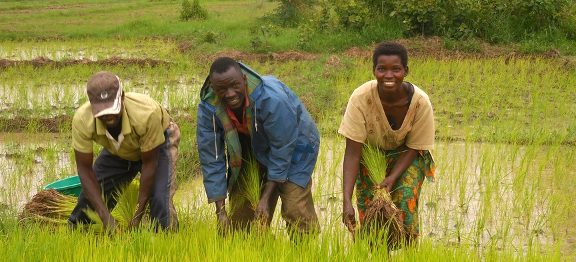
top-left (210, 67), bottom-right (247, 109)
top-left (98, 113), bottom-right (121, 129)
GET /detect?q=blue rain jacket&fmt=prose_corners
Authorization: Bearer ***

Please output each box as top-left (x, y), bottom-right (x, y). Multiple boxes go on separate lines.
top-left (196, 63), bottom-right (320, 202)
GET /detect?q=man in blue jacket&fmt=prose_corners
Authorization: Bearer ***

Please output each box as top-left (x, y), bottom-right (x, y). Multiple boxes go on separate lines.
top-left (196, 57), bottom-right (320, 236)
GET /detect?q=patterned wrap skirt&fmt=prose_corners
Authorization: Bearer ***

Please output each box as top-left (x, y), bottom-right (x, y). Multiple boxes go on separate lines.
top-left (356, 148), bottom-right (435, 238)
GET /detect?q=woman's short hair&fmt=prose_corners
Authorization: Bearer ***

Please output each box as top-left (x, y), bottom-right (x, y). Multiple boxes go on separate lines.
top-left (372, 42), bottom-right (408, 70)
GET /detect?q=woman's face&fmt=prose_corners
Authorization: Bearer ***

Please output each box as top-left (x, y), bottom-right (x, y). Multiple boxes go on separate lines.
top-left (373, 54), bottom-right (407, 90)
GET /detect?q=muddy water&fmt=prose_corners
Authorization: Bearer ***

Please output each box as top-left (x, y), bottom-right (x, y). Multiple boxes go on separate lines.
top-left (1, 134), bottom-right (573, 252)
top-left (310, 140), bottom-right (574, 250)
top-left (0, 76), bottom-right (202, 116)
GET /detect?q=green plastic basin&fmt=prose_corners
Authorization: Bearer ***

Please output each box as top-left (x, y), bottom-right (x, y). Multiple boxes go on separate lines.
top-left (43, 175), bottom-right (82, 197)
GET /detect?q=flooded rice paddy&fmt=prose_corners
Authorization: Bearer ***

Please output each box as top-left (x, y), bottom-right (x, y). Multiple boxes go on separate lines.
top-left (1, 133), bottom-right (573, 253)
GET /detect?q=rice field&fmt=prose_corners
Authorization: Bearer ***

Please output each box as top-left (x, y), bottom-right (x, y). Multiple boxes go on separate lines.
top-left (1, 37), bottom-right (575, 260)
top-left (1, 1), bottom-right (575, 259)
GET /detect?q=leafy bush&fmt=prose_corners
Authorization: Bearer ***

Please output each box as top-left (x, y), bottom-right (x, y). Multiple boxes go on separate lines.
top-left (293, 0), bottom-right (403, 51)
top-left (180, 0), bottom-right (208, 21)
top-left (269, 0), bottom-right (316, 27)
top-left (271, 0), bottom-right (576, 46)
top-left (250, 24), bottom-right (279, 52)
top-left (388, 0), bottom-right (576, 42)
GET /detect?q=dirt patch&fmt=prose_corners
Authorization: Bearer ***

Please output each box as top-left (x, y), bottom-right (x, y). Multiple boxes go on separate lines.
top-left (0, 116), bottom-right (71, 133)
top-left (3, 4), bottom-right (92, 14)
top-left (343, 46), bottom-right (371, 59)
top-left (177, 41), bottom-right (195, 53)
top-left (341, 37), bottom-right (569, 61)
top-left (45, 4), bottom-right (87, 10)
top-left (206, 50), bottom-right (318, 63)
top-left (0, 114), bottom-right (195, 133)
top-left (324, 55), bottom-right (342, 69)
top-left (0, 56), bottom-right (170, 69)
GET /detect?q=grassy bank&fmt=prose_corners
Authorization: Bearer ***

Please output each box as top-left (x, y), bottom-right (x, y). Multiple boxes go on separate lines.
top-left (1, 0), bottom-right (575, 55)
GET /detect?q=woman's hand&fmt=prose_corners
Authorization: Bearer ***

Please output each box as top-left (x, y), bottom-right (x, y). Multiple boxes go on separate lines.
top-left (342, 201), bottom-right (357, 233)
top-left (380, 175), bottom-right (399, 193)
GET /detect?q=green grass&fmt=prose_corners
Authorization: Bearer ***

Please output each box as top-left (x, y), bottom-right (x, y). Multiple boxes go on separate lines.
top-left (1, 0), bottom-right (574, 54)
top-left (0, 0), bottom-right (283, 52)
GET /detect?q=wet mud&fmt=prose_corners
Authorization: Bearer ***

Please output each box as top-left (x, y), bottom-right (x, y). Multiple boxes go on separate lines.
top-left (0, 56), bottom-right (170, 69)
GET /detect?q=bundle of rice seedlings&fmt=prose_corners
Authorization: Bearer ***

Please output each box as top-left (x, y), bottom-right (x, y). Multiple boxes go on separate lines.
top-left (237, 156), bottom-right (266, 229)
top-left (83, 180), bottom-right (140, 231)
top-left (361, 143), bottom-right (406, 248)
top-left (240, 156), bottom-right (262, 211)
top-left (20, 180), bottom-right (140, 231)
top-left (18, 189), bottom-right (77, 224)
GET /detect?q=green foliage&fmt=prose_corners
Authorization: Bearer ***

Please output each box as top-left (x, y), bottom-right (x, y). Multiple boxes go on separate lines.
top-left (249, 24), bottom-right (280, 52)
top-left (336, 2), bottom-right (369, 30)
top-left (293, 0), bottom-right (403, 51)
top-left (275, 0), bottom-right (576, 46)
top-left (442, 38), bottom-right (482, 53)
top-left (387, 0), bottom-right (576, 42)
top-left (202, 31), bottom-right (219, 44)
top-left (180, 0), bottom-right (208, 21)
top-left (270, 0), bottom-right (315, 27)
top-left (296, 0), bottom-right (372, 32)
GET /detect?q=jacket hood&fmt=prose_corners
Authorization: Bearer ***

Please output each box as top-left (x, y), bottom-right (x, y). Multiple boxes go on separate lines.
top-left (200, 62), bottom-right (263, 105)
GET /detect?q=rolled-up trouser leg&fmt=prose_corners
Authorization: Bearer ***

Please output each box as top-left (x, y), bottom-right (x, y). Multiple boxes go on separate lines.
top-left (279, 181), bottom-right (320, 237)
top-left (149, 121), bottom-right (180, 231)
top-left (68, 149), bottom-right (140, 225)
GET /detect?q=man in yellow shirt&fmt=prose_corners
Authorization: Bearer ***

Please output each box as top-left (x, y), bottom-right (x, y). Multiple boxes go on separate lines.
top-left (68, 71), bottom-right (180, 231)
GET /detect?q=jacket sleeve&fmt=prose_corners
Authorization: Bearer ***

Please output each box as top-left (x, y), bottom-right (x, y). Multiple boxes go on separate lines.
top-left (196, 103), bottom-right (227, 203)
top-left (260, 96), bottom-right (298, 183)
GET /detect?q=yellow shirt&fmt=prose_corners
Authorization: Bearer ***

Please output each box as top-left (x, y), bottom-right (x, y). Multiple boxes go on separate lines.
top-left (72, 92), bottom-right (170, 161)
top-left (338, 80), bottom-right (435, 150)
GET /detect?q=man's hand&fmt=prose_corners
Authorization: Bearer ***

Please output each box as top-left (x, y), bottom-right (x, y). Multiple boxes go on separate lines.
top-left (255, 181), bottom-right (278, 225)
top-left (215, 200), bottom-right (231, 235)
top-left (128, 214), bottom-right (142, 230)
top-left (216, 209), bottom-right (231, 235)
top-left (342, 201), bottom-right (357, 233)
top-left (254, 195), bottom-right (270, 224)
top-left (102, 214), bottom-right (119, 233)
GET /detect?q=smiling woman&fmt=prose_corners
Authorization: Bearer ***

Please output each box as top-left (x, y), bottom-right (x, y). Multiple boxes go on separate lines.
top-left (340, 41), bottom-right (436, 247)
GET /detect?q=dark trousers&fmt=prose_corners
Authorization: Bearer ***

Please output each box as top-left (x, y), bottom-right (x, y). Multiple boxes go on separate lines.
top-left (68, 123), bottom-right (180, 231)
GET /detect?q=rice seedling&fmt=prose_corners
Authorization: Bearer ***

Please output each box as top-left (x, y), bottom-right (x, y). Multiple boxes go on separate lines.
top-left (82, 180), bottom-right (140, 230)
top-left (18, 180), bottom-right (140, 231)
top-left (18, 189), bottom-right (76, 224)
top-left (229, 156), bottom-right (267, 231)
top-left (360, 143), bottom-right (405, 248)
top-left (2, 35), bottom-right (576, 259)
top-left (239, 156), bottom-right (262, 212)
